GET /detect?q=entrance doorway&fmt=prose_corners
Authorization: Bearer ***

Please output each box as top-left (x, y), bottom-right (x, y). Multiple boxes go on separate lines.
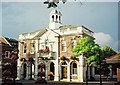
top-left (61, 61), bottom-right (67, 79)
top-left (21, 63), bottom-right (26, 79)
top-left (50, 62), bottom-right (54, 80)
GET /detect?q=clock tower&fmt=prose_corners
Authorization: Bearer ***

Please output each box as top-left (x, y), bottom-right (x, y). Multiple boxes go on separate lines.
top-left (49, 9), bottom-right (62, 29)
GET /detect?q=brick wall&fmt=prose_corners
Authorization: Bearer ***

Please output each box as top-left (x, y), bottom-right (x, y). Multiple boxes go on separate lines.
top-left (59, 35), bottom-right (79, 58)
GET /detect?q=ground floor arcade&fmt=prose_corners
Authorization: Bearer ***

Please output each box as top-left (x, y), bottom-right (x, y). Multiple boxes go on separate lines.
top-left (17, 55), bottom-right (95, 82)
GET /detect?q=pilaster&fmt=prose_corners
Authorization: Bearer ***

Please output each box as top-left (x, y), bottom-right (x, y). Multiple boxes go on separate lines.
top-left (34, 39), bottom-right (39, 80)
top-left (67, 64), bottom-right (70, 81)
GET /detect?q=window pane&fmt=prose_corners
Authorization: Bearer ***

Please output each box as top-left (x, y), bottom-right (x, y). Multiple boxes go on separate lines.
top-left (71, 40), bottom-right (76, 48)
top-left (23, 44), bottom-right (26, 53)
top-left (5, 51), bottom-right (10, 58)
top-left (61, 40), bottom-right (66, 51)
top-left (30, 43), bottom-right (34, 54)
top-left (72, 63), bottom-right (77, 74)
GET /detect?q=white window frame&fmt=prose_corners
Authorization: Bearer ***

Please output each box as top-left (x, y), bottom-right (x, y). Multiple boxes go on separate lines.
top-left (61, 40), bottom-right (66, 52)
top-left (30, 43), bottom-right (34, 54)
top-left (71, 62), bottom-right (77, 75)
top-left (23, 44), bottom-right (26, 54)
top-left (5, 51), bottom-right (10, 58)
top-left (71, 40), bottom-right (76, 48)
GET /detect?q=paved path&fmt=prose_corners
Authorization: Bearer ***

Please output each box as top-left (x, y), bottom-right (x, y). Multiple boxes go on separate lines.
top-left (0, 80), bottom-right (117, 85)
top-left (16, 80), bottom-right (117, 85)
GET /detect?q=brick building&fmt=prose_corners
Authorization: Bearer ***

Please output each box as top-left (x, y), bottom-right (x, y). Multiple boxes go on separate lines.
top-left (18, 9), bottom-right (94, 82)
top-left (0, 36), bottom-right (18, 59)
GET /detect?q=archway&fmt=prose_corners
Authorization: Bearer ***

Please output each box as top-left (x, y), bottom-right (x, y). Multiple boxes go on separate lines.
top-left (21, 62), bottom-right (27, 79)
top-left (38, 62), bottom-right (45, 78)
top-left (50, 62), bottom-right (54, 80)
top-left (70, 61), bottom-right (78, 80)
top-left (61, 61), bottom-right (67, 79)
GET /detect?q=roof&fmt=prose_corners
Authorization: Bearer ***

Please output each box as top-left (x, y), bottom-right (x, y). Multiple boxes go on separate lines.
top-left (5, 37), bottom-right (18, 47)
top-left (81, 25), bottom-right (94, 33)
top-left (106, 54), bottom-right (120, 64)
top-left (0, 36), bottom-right (18, 47)
top-left (56, 25), bottom-right (78, 30)
top-left (106, 54), bottom-right (120, 60)
top-left (20, 28), bottom-right (47, 39)
top-left (56, 25), bottom-right (94, 33)
top-left (34, 28), bottom-right (47, 39)
top-left (0, 37), bottom-right (8, 44)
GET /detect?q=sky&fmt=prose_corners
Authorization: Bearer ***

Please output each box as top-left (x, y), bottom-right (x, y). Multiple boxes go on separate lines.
top-left (0, 0), bottom-right (120, 51)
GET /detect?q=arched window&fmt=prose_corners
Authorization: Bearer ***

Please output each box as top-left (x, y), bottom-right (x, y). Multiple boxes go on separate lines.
top-left (72, 62), bottom-right (77, 74)
top-left (56, 15), bottom-right (58, 22)
top-left (59, 16), bottom-right (61, 22)
top-left (23, 44), bottom-right (26, 53)
top-left (62, 61), bottom-right (67, 66)
top-left (52, 15), bottom-right (54, 22)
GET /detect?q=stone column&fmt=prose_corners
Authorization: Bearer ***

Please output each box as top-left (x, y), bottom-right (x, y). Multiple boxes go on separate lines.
top-left (92, 66), bottom-right (95, 78)
top-left (54, 60), bottom-right (59, 81)
top-left (20, 63), bottom-right (24, 79)
top-left (54, 38), bottom-right (59, 81)
top-left (47, 62), bottom-right (50, 80)
top-left (78, 55), bottom-right (84, 82)
top-left (35, 39), bottom-right (39, 80)
top-left (58, 64), bottom-right (61, 80)
top-left (28, 62), bottom-right (32, 79)
top-left (67, 64), bottom-right (70, 81)
top-left (45, 61), bottom-right (48, 80)
top-left (88, 66), bottom-right (90, 80)
top-left (26, 62), bottom-right (29, 80)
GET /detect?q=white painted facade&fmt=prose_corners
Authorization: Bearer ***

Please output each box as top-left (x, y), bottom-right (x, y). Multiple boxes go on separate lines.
top-left (18, 8), bottom-right (94, 82)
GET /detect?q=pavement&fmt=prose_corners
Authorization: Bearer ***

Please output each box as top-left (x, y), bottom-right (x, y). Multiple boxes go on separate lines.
top-left (0, 79), bottom-right (118, 85)
top-left (15, 80), bottom-right (117, 85)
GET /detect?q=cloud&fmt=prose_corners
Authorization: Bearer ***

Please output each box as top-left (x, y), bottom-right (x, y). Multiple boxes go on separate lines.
top-left (93, 32), bottom-right (113, 46)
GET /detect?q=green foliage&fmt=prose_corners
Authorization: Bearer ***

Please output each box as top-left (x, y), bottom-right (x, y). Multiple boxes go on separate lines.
top-left (117, 50), bottom-right (120, 54)
top-left (72, 36), bottom-right (102, 66)
top-left (101, 46), bottom-right (117, 59)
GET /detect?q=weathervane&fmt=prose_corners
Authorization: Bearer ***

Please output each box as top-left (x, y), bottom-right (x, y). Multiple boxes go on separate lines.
top-left (44, 0), bottom-right (67, 8)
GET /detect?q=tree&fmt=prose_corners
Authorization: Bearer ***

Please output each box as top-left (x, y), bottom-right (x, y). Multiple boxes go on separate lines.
top-left (72, 36), bottom-right (102, 66)
top-left (101, 46), bottom-right (117, 78)
top-left (117, 50), bottom-right (120, 54)
top-left (72, 36), bottom-right (102, 84)
top-left (101, 46), bottom-right (117, 60)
